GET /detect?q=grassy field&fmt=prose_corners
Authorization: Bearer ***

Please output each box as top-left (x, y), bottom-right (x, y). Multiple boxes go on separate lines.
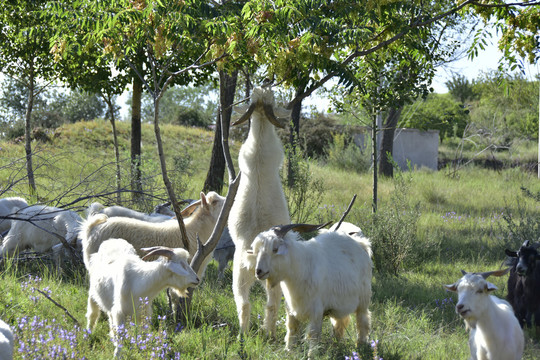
top-left (1, 120), bottom-right (540, 359)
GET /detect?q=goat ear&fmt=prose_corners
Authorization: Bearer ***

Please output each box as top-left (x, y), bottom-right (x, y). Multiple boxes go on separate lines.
top-left (181, 200), bottom-right (201, 217)
top-left (200, 192), bottom-right (208, 208)
top-left (167, 262), bottom-right (192, 277)
top-left (276, 242), bottom-right (288, 255)
top-left (444, 283), bottom-right (458, 292)
top-left (505, 249), bottom-right (518, 257)
top-left (485, 282), bottom-right (498, 292)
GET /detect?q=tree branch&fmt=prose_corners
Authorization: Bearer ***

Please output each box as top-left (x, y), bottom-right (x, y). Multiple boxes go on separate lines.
top-left (36, 289), bottom-right (80, 327)
top-left (334, 194), bottom-right (357, 231)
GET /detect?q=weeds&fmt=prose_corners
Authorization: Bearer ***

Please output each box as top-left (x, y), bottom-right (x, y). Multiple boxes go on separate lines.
top-left (326, 133), bottom-right (370, 173)
top-left (367, 167), bottom-right (421, 276)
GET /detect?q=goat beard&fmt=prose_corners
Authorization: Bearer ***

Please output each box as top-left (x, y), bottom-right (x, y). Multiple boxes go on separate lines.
top-left (266, 278), bottom-right (280, 289)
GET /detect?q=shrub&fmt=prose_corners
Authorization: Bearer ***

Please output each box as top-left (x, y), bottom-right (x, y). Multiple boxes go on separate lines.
top-left (326, 133), bottom-right (370, 173)
top-left (366, 167), bottom-right (421, 276)
top-left (281, 135), bottom-right (326, 224)
top-left (501, 186), bottom-right (540, 250)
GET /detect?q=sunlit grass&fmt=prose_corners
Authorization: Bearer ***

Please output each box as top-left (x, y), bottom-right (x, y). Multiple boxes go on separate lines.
top-left (1, 121), bottom-right (540, 359)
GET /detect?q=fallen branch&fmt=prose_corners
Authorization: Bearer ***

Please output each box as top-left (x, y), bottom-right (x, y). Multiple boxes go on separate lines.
top-left (36, 289), bottom-right (80, 327)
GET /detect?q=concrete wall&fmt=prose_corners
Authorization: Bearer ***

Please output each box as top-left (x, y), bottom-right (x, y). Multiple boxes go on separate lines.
top-left (353, 128), bottom-right (439, 171)
top-left (393, 128), bottom-right (439, 171)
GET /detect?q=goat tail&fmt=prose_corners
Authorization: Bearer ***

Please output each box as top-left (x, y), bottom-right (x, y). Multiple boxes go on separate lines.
top-left (85, 213), bottom-right (109, 232)
top-left (86, 202), bottom-right (105, 217)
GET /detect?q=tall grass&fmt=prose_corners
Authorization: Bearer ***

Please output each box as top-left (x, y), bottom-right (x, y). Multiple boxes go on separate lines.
top-left (1, 121), bottom-right (540, 359)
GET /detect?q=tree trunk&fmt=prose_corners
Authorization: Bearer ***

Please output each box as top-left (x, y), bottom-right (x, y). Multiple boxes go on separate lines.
top-left (104, 94), bottom-right (122, 203)
top-left (287, 85), bottom-right (304, 187)
top-left (131, 75), bottom-right (143, 202)
top-left (25, 64), bottom-right (36, 194)
top-left (372, 111), bottom-right (378, 214)
top-left (379, 107), bottom-right (403, 178)
top-left (203, 70), bottom-right (238, 194)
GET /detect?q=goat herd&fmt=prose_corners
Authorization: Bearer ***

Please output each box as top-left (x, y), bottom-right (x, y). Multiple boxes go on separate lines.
top-left (0, 87), bottom-right (538, 360)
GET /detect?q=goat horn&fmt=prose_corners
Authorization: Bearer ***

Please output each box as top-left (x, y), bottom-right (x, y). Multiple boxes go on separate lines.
top-left (272, 222), bottom-right (331, 239)
top-left (262, 103), bottom-right (286, 129)
top-left (141, 247), bottom-right (175, 261)
top-left (477, 268), bottom-right (510, 279)
top-left (232, 103), bottom-right (256, 126)
top-left (523, 240), bottom-right (530, 247)
top-left (180, 200), bottom-right (201, 217)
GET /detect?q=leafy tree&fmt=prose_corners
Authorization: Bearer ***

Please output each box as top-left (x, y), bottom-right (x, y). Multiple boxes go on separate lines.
top-left (138, 84), bottom-right (217, 128)
top-left (471, 71), bottom-right (539, 140)
top-left (0, 0), bottom-right (60, 192)
top-left (445, 73), bottom-right (478, 104)
top-left (401, 93), bottom-right (469, 140)
top-left (466, 1), bottom-right (540, 68)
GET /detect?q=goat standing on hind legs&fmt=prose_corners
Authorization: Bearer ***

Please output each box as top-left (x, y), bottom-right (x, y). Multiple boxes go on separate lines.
top-left (228, 86), bottom-right (291, 338)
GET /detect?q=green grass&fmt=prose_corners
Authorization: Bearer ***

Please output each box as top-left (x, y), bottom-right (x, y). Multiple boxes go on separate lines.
top-left (1, 120), bottom-right (540, 359)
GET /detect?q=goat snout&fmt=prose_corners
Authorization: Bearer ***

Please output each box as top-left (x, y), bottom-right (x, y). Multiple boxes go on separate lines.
top-left (255, 268), bottom-right (269, 280)
top-left (456, 303), bottom-right (469, 317)
top-left (516, 265), bottom-right (527, 276)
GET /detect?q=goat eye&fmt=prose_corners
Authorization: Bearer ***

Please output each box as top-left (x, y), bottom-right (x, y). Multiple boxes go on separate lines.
top-left (476, 289), bottom-right (484, 294)
top-left (272, 248), bottom-right (278, 254)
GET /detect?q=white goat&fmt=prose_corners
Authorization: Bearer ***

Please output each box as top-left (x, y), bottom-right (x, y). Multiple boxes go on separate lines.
top-left (248, 223), bottom-right (372, 354)
top-left (86, 238), bottom-right (199, 357)
top-left (228, 86), bottom-right (291, 336)
top-left (0, 318), bottom-right (14, 360)
top-left (86, 202), bottom-right (172, 222)
top-left (1, 205), bottom-right (81, 257)
top-left (80, 191), bottom-right (225, 278)
top-left (0, 197), bottom-right (28, 234)
top-left (328, 221), bottom-right (366, 239)
top-left (444, 269), bottom-right (524, 360)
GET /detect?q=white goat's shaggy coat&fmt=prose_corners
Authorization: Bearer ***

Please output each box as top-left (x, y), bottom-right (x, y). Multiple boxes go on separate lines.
top-left (228, 87), bottom-right (291, 336)
top-left (86, 238), bottom-right (199, 357)
top-left (86, 202), bottom-right (172, 222)
top-left (445, 272), bottom-right (524, 360)
top-left (80, 191), bottom-right (225, 278)
top-left (1, 205), bottom-right (81, 257)
top-left (328, 221), bottom-right (366, 239)
top-left (250, 228), bottom-right (372, 353)
top-left (0, 197), bottom-right (28, 234)
top-left (0, 318), bottom-right (14, 360)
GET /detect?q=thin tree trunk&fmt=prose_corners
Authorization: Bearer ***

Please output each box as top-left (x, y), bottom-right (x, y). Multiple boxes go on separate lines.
top-left (372, 111), bottom-right (378, 213)
top-left (287, 85), bottom-right (304, 188)
top-left (379, 106), bottom-right (403, 178)
top-left (203, 70), bottom-right (238, 193)
top-left (152, 96), bottom-right (189, 250)
top-left (131, 75), bottom-right (143, 202)
top-left (104, 94), bottom-right (122, 203)
top-left (25, 64), bottom-right (36, 193)
top-left (153, 92), bottom-right (192, 326)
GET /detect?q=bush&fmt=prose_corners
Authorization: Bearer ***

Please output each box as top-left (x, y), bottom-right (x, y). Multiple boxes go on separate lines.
top-left (326, 133), bottom-right (370, 173)
top-left (366, 168), bottom-right (421, 276)
top-left (501, 186), bottom-right (540, 250)
top-left (281, 134), bottom-right (326, 224)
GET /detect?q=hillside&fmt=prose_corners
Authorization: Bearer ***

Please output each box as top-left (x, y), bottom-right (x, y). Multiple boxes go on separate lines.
top-left (1, 120), bottom-right (241, 211)
top-left (2, 120), bottom-right (540, 359)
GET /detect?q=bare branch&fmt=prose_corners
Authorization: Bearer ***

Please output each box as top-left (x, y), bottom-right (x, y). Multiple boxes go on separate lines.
top-left (334, 194), bottom-right (357, 231)
top-left (470, 0), bottom-right (540, 8)
top-left (36, 289), bottom-right (80, 327)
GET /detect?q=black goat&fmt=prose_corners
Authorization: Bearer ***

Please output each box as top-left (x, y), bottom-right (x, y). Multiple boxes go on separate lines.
top-left (505, 240), bottom-right (540, 335)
